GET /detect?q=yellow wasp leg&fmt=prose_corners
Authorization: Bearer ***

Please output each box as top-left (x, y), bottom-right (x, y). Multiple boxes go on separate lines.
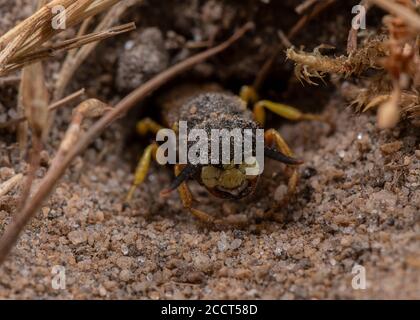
top-left (126, 117), bottom-right (166, 202)
top-left (136, 117), bottom-right (164, 136)
top-left (126, 143), bottom-right (159, 202)
top-left (254, 100), bottom-right (327, 126)
top-left (239, 85), bottom-right (259, 105)
top-left (264, 129), bottom-right (300, 205)
top-left (174, 164), bottom-right (219, 224)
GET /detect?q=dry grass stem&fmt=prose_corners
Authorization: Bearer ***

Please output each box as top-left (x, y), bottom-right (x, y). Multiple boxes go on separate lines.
top-left (0, 0), bottom-right (123, 77)
top-left (0, 23), bottom-right (136, 77)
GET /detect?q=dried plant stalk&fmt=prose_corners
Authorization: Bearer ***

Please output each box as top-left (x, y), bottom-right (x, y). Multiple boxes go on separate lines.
top-left (342, 81), bottom-right (420, 126)
top-left (287, 0), bottom-right (419, 128)
top-left (0, 23), bottom-right (135, 77)
top-left (0, 0), bottom-right (122, 76)
top-left (286, 39), bottom-right (387, 85)
top-left (17, 56), bottom-right (50, 209)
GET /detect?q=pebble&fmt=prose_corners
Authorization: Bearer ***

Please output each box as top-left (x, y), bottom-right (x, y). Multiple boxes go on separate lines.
top-left (380, 141), bottom-right (402, 155)
top-left (230, 239), bottom-right (242, 250)
top-left (67, 230), bottom-right (87, 245)
top-left (116, 256), bottom-right (134, 269)
top-left (98, 286), bottom-right (107, 297)
top-left (0, 167), bottom-right (14, 180)
top-left (119, 269), bottom-right (132, 282)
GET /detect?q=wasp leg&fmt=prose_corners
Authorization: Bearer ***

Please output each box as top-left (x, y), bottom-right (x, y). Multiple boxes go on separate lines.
top-left (174, 164), bottom-right (219, 224)
top-left (253, 100), bottom-right (329, 127)
top-left (126, 118), bottom-right (165, 202)
top-left (136, 117), bottom-right (164, 136)
top-left (174, 165), bottom-right (246, 227)
top-left (126, 143), bottom-right (159, 202)
top-left (264, 129), bottom-right (300, 207)
top-left (239, 85), bottom-right (259, 105)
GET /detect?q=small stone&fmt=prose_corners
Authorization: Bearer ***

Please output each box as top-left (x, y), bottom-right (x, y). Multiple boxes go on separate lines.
top-left (217, 232), bottom-right (228, 252)
top-left (119, 269), bottom-right (132, 282)
top-left (40, 150), bottom-right (50, 166)
top-left (189, 105), bottom-right (197, 114)
top-left (325, 167), bottom-right (345, 181)
top-left (95, 211), bottom-right (104, 222)
top-left (380, 141), bottom-right (402, 155)
top-left (193, 254), bottom-right (212, 273)
top-left (132, 282), bottom-right (148, 293)
top-left (124, 40), bottom-right (134, 50)
top-left (274, 247), bottom-right (283, 257)
top-left (0, 167), bottom-right (14, 180)
top-left (235, 268), bottom-right (252, 279)
top-left (98, 286), bottom-right (107, 297)
top-left (116, 256), bottom-right (133, 269)
top-left (333, 214), bottom-right (351, 227)
top-left (340, 236), bottom-right (352, 247)
top-left (67, 230), bottom-right (87, 245)
top-left (274, 185), bottom-right (288, 203)
top-left (186, 271), bottom-right (205, 284)
top-left (121, 244), bottom-right (129, 255)
top-left (41, 207), bottom-right (49, 217)
top-left (222, 202), bottom-right (237, 215)
top-left (88, 211), bottom-right (104, 223)
top-left (230, 239), bottom-right (242, 250)
top-left (302, 167), bottom-right (317, 179)
top-left (370, 190), bottom-right (398, 208)
top-left (149, 291), bottom-right (160, 300)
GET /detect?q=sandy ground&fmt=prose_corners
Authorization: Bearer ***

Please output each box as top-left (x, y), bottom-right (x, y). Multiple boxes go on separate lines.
top-left (0, 100), bottom-right (419, 299)
top-left (0, 0), bottom-right (419, 300)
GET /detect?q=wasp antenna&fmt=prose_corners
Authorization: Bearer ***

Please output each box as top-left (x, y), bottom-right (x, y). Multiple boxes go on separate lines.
top-left (160, 165), bottom-right (200, 197)
top-left (264, 147), bottom-right (304, 165)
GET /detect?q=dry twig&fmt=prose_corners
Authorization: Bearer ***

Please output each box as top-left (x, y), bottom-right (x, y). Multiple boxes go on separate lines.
top-left (16, 10), bottom-right (50, 208)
